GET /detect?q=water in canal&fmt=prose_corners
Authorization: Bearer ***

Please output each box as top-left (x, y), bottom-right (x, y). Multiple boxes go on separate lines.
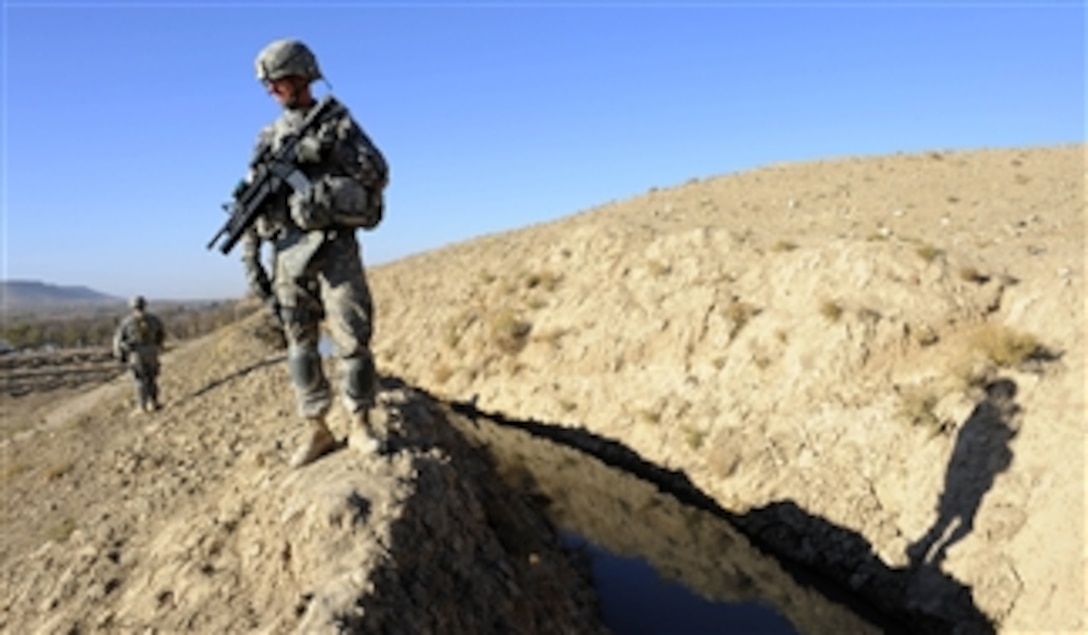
top-left (450, 411), bottom-right (889, 635)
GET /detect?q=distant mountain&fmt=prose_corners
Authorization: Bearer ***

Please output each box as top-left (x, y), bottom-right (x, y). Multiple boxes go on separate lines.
top-left (1, 280), bottom-right (123, 312)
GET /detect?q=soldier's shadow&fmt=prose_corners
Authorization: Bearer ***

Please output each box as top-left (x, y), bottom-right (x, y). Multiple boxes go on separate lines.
top-left (906, 378), bottom-right (1022, 569)
top-left (187, 355), bottom-right (286, 399)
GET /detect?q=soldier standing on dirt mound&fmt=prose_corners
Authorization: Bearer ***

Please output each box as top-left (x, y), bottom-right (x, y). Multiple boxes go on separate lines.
top-left (113, 295), bottom-right (166, 415)
top-left (238, 38), bottom-right (389, 468)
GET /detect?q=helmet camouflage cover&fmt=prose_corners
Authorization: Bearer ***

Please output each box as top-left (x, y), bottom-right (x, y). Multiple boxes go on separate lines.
top-left (255, 39), bottom-right (323, 83)
top-left (130, 295), bottom-right (146, 310)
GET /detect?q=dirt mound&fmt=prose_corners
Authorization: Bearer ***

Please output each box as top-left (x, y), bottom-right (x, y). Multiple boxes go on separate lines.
top-left (0, 316), bottom-right (605, 634)
top-left (368, 144), bottom-right (1085, 633)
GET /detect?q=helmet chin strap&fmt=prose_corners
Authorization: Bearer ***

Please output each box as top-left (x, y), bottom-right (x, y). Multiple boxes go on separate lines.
top-left (290, 78), bottom-right (332, 109)
top-left (284, 77), bottom-right (318, 110)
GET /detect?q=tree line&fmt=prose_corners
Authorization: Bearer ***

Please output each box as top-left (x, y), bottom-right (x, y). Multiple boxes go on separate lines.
top-left (1, 300), bottom-right (255, 351)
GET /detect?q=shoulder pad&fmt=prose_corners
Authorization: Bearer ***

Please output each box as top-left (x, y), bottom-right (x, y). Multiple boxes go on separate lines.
top-left (256, 125), bottom-right (275, 146)
top-left (251, 126), bottom-right (275, 162)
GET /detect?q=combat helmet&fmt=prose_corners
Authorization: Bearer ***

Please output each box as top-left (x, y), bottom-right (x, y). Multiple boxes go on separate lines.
top-left (130, 295), bottom-right (146, 310)
top-left (255, 39), bottom-right (322, 83)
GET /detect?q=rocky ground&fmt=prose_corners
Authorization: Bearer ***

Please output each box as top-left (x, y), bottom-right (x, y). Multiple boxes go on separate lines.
top-left (0, 143), bottom-right (1083, 634)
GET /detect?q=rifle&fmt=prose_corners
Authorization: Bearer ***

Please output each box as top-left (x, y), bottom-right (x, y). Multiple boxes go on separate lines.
top-left (206, 95), bottom-right (341, 255)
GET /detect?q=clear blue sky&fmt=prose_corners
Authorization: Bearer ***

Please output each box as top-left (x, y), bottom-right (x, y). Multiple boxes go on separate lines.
top-left (2, 1), bottom-right (1083, 300)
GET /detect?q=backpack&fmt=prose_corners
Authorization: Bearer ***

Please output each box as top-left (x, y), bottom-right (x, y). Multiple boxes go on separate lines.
top-left (131, 315), bottom-right (154, 346)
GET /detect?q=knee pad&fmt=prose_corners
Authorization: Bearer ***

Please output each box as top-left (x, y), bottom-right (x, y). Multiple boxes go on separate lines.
top-left (342, 353), bottom-right (377, 406)
top-left (288, 345), bottom-right (325, 392)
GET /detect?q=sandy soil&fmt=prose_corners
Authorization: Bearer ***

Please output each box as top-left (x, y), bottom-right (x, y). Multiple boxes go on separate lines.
top-left (1, 143), bottom-right (1083, 634)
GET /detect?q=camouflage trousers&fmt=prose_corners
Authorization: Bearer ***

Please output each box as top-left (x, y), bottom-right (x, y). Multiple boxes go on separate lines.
top-left (273, 232), bottom-right (378, 420)
top-left (127, 352), bottom-right (160, 409)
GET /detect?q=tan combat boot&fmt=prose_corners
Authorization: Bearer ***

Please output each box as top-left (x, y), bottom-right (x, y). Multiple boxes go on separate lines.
top-left (130, 399), bottom-right (148, 418)
top-left (289, 416), bottom-right (338, 468)
top-left (348, 408), bottom-right (384, 455)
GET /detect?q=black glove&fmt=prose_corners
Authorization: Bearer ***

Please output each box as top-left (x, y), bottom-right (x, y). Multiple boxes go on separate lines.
top-left (264, 295), bottom-right (284, 325)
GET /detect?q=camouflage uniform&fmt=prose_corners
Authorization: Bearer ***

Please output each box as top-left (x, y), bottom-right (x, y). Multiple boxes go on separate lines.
top-left (113, 296), bottom-right (166, 413)
top-left (240, 40), bottom-right (388, 465)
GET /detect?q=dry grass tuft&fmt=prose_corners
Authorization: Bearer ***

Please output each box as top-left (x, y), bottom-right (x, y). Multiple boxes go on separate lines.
top-left (958, 266), bottom-right (990, 284)
top-left (444, 310), bottom-right (480, 350)
top-left (44, 460), bottom-right (74, 482)
top-left (1, 461), bottom-right (30, 486)
top-left (432, 363), bottom-right (454, 385)
top-left (897, 387), bottom-right (941, 432)
top-left (725, 299), bottom-right (760, 335)
top-left (532, 327), bottom-right (568, 350)
top-left (526, 296), bottom-right (548, 310)
top-left (443, 323), bottom-right (463, 350)
top-left (636, 408), bottom-right (662, 425)
top-left (819, 300), bottom-right (844, 322)
top-left (911, 323), bottom-right (940, 347)
top-left (914, 243), bottom-right (945, 263)
top-left (683, 426), bottom-right (708, 450)
top-left (522, 270), bottom-right (562, 292)
top-left (648, 260), bottom-right (672, 276)
top-left (968, 324), bottom-right (1047, 368)
top-left (47, 517), bottom-right (78, 544)
top-left (491, 311), bottom-right (533, 355)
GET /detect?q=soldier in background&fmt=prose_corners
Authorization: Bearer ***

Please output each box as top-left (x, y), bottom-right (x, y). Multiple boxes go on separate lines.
top-left (113, 295), bottom-right (166, 414)
top-left (239, 38), bottom-right (389, 468)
